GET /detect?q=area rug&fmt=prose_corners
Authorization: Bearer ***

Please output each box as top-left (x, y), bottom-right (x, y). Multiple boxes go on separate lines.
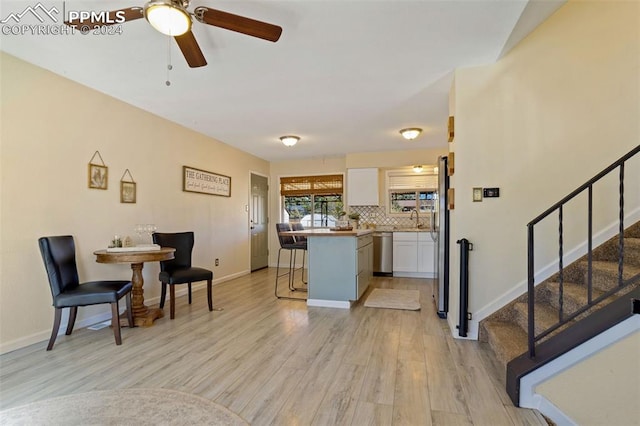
top-left (0, 388), bottom-right (248, 425)
top-left (364, 288), bottom-right (421, 310)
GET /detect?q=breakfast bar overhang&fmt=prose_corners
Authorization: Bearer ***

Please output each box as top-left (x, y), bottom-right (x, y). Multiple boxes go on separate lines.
top-left (281, 228), bottom-right (374, 308)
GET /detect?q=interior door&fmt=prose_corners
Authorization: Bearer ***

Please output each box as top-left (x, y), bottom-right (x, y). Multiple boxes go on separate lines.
top-left (250, 173), bottom-right (269, 271)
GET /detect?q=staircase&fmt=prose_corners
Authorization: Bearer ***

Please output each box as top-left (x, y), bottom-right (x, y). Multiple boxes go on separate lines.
top-left (479, 221), bottom-right (640, 373)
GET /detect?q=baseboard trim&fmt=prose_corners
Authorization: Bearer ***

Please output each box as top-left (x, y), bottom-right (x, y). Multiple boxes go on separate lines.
top-left (392, 271), bottom-right (435, 279)
top-left (0, 304), bottom-right (134, 355)
top-left (307, 299), bottom-right (352, 309)
top-left (0, 270), bottom-right (251, 355)
top-left (447, 315), bottom-right (479, 340)
top-left (526, 395), bottom-right (577, 426)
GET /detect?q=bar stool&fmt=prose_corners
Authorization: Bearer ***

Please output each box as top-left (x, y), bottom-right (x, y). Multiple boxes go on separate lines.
top-left (290, 222), bottom-right (308, 285)
top-left (275, 223), bottom-right (307, 300)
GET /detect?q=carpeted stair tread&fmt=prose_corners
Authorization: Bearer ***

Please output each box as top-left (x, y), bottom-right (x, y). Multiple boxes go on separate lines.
top-left (542, 281), bottom-right (604, 315)
top-left (513, 301), bottom-right (562, 337)
top-left (626, 223), bottom-right (640, 238)
top-left (579, 260), bottom-right (640, 292)
top-left (592, 237), bottom-right (640, 267)
top-left (624, 238), bottom-right (640, 267)
top-left (483, 320), bottom-right (528, 367)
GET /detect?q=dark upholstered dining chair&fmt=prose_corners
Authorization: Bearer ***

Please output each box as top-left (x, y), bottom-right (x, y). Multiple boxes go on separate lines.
top-left (152, 232), bottom-right (213, 319)
top-left (38, 235), bottom-right (133, 351)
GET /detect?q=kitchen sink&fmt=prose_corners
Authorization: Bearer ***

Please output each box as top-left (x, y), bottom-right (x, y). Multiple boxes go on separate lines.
top-left (392, 226), bottom-right (431, 232)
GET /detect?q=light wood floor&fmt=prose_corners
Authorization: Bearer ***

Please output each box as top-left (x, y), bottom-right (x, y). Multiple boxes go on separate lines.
top-left (0, 268), bottom-right (547, 425)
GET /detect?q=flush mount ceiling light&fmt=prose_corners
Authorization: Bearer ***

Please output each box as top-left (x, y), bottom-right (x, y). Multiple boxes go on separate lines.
top-left (280, 135), bottom-right (300, 147)
top-left (144, 0), bottom-right (192, 36)
top-left (399, 128), bottom-right (422, 140)
top-left (413, 165), bottom-right (423, 173)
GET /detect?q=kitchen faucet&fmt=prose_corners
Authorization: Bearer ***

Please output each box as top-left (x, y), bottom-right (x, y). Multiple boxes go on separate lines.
top-left (410, 209), bottom-right (421, 228)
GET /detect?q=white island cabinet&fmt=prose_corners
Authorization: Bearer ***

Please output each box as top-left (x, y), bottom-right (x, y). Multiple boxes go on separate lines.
top-left (393, 231), bottom-right (435, 278)
top-left (282, 228), bottom-right (374, 308)
top-left (347, 168), bottom-right (379, 206)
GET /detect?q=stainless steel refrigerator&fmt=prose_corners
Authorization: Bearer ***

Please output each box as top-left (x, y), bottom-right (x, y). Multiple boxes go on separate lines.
top-left (430, 155), bottom-right (449, 318)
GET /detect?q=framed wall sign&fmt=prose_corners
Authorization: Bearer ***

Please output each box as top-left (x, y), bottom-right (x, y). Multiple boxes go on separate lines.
top-left (183, 166), bottom-right (231, 197)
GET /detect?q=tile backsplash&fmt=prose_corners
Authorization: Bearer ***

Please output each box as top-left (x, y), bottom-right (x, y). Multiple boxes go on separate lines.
top-left (349, 205), bottom-right (432, 229)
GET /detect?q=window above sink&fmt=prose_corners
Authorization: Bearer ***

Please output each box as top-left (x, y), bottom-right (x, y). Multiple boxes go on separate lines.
top-left (385, 168), bottom-right (437, 217)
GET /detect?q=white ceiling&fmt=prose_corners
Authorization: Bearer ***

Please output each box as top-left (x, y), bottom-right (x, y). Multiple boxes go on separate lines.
top-left (0, 0), bottom-right (564, 162)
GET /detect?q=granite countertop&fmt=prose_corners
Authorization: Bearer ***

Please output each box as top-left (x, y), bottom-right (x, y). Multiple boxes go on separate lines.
top-left (373, 226), bottom-right (432, 232)
top-left (282, 228), bottom-right (373, 237)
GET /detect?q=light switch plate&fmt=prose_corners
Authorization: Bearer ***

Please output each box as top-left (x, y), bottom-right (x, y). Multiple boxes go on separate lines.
top-left (483, 187), bottom-right (500, 198)
top-left (473, 187), bottom-right (483, 202)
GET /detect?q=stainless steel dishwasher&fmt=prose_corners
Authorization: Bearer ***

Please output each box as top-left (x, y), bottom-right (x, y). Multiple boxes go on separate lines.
top-left (373, 232), bottom-right (393, 276)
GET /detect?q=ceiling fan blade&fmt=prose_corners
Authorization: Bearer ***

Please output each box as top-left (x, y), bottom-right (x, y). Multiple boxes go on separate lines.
top-left (194, 7), bottom-right (282, 42)
top-left (174, 31), bottom-right (207, 68)
top-left (65, 7), bottom-right (143, 28)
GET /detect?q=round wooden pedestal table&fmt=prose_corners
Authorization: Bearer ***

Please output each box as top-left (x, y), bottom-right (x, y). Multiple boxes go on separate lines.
top-left (94, 247), bottom-right (175, 327)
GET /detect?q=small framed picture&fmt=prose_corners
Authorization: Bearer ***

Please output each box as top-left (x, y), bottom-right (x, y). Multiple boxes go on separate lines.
top-left (88, 164), bottom-right (108, 190)
top-left (120, 181), bottom-right (136, 203)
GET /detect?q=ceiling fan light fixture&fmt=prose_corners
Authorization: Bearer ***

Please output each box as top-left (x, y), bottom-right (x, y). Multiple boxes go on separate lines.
top-left (280, 135), bottom-right (299, 147)
top-left (400, 128), bottom-right (422, 140)
top-left (413, 165), bottom-right (423, 173)
top-left (145, 0), bottom-right (191, 36)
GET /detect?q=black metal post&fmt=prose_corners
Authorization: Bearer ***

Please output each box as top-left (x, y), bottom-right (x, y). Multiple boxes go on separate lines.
top-left (457, 238), bottom-right (472, 338)
top-left (588, 185), bottom-right (593, 304)
top-left (558, 206), bottom-right (564, 323)
top-left (618, 163), bottom-right (625, 287)
top-left (527, 224), bottom-right (535, 358)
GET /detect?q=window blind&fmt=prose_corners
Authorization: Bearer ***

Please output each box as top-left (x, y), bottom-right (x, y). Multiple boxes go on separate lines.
top-left (387, 174), bottom-right (437, 189)
top-left (280, 174), bottom-right (343, 196)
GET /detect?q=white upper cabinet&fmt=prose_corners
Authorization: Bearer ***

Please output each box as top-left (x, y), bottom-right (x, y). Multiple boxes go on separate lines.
top-left (347, 168), bottom-right (379, 206)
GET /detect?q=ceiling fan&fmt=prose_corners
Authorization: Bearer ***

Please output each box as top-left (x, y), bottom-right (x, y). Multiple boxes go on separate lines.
top-left (65, 0), bottom-right (282, 68)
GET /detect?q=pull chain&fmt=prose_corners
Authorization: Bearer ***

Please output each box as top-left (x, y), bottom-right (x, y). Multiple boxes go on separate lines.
top-left (166, 36), bottom-right (172, 86)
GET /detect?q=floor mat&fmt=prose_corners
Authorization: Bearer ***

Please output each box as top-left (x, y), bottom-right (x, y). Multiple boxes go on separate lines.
top-left (364, 288), bottom-right (421, 310)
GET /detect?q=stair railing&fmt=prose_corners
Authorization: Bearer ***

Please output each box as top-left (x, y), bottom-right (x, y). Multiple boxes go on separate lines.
top-left (526, 145), bottom-right (640, 358)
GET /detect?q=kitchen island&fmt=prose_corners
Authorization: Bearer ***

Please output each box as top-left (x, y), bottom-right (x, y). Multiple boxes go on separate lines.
top-left (281, 228), bottom-right (373, 308)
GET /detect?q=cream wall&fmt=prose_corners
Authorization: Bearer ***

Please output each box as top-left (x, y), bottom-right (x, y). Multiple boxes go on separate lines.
top-left (448, 0), bottom-right (640, 337)
top-left (345, 148), bottom-right (446, 169)
top-left (0, 53), bottom-right (269, 353)
top-left (536, 331), bottom-right (640, 425)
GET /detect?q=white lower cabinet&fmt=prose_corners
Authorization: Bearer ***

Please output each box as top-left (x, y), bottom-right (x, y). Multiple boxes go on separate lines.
top-left (393, 232), bottom-right (418, 273)
top-left (418, 233), bottom-right (436, 275)
top-left (393, 232), bottom-right (435, 278)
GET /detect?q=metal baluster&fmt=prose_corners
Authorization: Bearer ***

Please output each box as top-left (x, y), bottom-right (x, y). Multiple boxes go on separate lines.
top-left (558, 206), bottom-right (564, 322)
top-left (588, 185), bottom-right (593, 304)
top-left (527, 224), bottom-right (535, 358)
top-left (618, 163), bottom-right (625, 287)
